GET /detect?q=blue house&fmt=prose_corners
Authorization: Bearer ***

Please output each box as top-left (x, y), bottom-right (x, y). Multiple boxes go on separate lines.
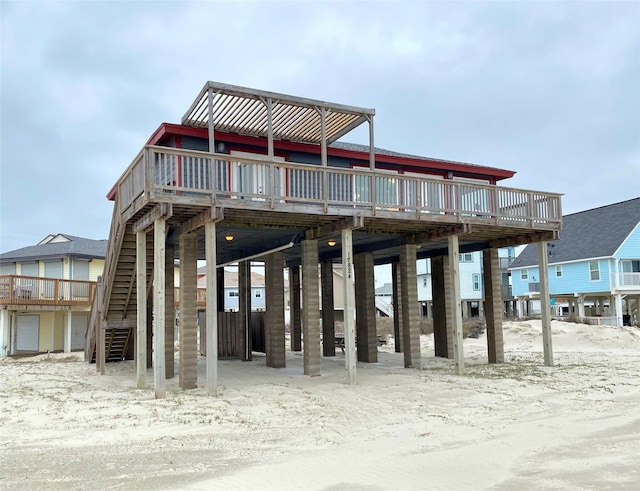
top-left (510, 198), bottom-right (640, 326)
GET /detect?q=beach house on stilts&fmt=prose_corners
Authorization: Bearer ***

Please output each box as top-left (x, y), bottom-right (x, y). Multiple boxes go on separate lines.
top-left (86, 81), bottom-right (562, 397)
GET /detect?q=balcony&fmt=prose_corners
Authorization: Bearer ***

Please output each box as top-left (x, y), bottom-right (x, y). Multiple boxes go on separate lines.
top-left (115, 145), bottom-right (563, 231)
top-left (612, 272), bottom-right (640, 291)
top-left (0, 275), bottom-right (96, 307)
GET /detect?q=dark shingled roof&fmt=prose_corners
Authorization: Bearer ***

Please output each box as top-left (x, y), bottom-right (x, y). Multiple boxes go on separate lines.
top-left (510, 198), bottom-right (640, 268)
top-left (330, 141), bottom-right (484, 168)
top-left (0, 234), bottom-right (108, 262)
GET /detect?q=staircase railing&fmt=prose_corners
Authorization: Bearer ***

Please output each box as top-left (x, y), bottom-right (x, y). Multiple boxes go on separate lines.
top-left (85, 193), bottom-right (127, 363)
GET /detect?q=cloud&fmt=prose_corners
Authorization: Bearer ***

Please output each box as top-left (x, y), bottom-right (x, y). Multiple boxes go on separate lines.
top-left (1, 0), bottom-right (638, 252)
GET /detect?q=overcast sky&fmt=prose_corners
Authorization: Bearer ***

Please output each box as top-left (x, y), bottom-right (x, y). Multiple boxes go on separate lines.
top-left (1, 0), bottom-right (639, 255)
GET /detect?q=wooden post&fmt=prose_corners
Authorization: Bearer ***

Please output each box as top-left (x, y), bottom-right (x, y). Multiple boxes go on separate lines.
top-left (400, 244), bottom-right (421, 368)
top-left (448, 235), bottom-right (464, 375)
top-left (290, 265), bottom-right (302, 352)
top-left (483, 248), bottom-right (504, 363)
top-left (179, 232), bottom-right (198, 389)
top-left (96, 321), bottom-right (107, 375)
top-left (136, 230), bottom-right (147, 388)
top-left (153, 218), bottom-right (166, 399)
top-left (342, 229), bottom-right (356, 385)
top-left (205, 220), bottom-right (218, 395)
top-left (321, 260), bottom-right (335, 357)
top-left (538, 241), bottom-right (554, 366)
top-left (392, 261), bottom-right (402, 353)
top-left (238, 260), bottom-right (252, 361)
top-left (302, 240), bottom-right (321, 376)
top-left (165, 243), bottom-right (175, 379)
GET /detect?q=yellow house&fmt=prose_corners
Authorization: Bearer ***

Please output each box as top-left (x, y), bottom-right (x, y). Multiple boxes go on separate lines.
top-left (0, 234), bottom-right (106, 355)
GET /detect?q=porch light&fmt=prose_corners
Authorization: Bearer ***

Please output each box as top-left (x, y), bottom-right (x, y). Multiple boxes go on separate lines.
top-left (328, 240), bottom-right (336, 247)
top-left (225, 235), bottom-right (234, 241)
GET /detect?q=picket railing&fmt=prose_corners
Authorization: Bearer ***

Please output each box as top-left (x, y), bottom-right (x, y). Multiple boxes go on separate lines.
top-left (114, 145), bottom-right (562, 229)
top-left (0, 275), bottom-right (96, 306)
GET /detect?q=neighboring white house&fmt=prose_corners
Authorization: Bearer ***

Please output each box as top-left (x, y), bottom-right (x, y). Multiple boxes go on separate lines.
top-left (375, 247), bottom-right (522, 319)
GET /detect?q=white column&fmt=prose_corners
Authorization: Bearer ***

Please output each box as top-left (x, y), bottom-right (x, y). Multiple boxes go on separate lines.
top-left (578, 295), bottom-right (585, 318)
top-left (538, 241), bottom-right (553, 366)
top-left (448, 235), bottom-right (464, 375)
top-left (342, 229), bottom-right (356, 385)
top-left (153, 218), bottom-right (166, 399)
top-left (64, 310), bottom-right (72, 353)
top-left (0, 309), bottom-right (9, 357)
top-left (614, 294), bottom-right (624, 327)
top-left (205, 220), bottom-right (218, 396)
top-left (136, 230), bottom-right (147, 388)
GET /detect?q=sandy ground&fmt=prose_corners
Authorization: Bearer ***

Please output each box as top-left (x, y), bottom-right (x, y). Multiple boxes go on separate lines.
top-left (1, 320), bottom-right (639, 490)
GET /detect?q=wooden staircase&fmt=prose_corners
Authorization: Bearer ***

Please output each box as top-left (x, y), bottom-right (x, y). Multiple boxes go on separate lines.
top-left (86, 194), bottom-right (149, 364)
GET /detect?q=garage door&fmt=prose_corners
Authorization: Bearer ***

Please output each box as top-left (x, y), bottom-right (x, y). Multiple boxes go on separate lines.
top-left (16, 315), bottom-right (39, 352)
top-left (71, 313), bottom-right (88, 350)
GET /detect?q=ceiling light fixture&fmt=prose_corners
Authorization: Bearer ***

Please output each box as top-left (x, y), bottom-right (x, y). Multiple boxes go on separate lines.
top-left (225, 235), bottom-right (234, 241)
top-left (327, 240), bottom-right (336, 247)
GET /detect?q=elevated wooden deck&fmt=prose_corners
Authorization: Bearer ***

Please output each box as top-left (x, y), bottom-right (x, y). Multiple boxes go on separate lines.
top-left (88, 143), bottom-right (562, 364)
top-left (0, 275), bottom-right (95, 308)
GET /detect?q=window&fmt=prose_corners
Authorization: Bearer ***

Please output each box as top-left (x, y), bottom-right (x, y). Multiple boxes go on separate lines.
top-left (254, 289), bottom-right (262, 298)
top-left (459, 253), bottom-right (473, 263)
top-left (521, 269), bottom-right (528, 280)
top-left (589, 261), bottom-right (600, 281)
top-left (472, 273), bottom-right (481, 291)
top-left (555, 265), bottom-right (562, 278)
top-left (228, 290), bottom-right (239, 298)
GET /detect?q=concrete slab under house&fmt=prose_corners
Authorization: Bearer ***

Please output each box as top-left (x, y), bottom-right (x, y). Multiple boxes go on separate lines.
top-left (86, 81), bottom-right (563, 397)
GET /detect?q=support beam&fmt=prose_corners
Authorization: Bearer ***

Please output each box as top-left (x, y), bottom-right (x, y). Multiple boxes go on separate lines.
top-left (165, 243), bottom-right (175, 379)
top-left (321, 261), bottom-right (335, 357)
top-left (238, 260), bottom-right (252, 361)
top-left (614, 294), bottom-right (623, 327)
top-left (302, 240), bottom-right (321, 376)
top-left (489, 230), bottom-right (559, 249)
top-left (179, 232), bottom-right (198, 389)
top-left (205, 220), bottom-right (218, 395)
top-left (538, 241), bottom-right (554, 366)
top-left (63, 311), bottom-right (72, 353)
top-left (136, 230), bottom-right (147, 388)
top-left (153, 217), bottom-right (167, 398)
top-left (400, 244), bottom-right (421, 367)
top-left (431, 255), bottom-right (452, 358)
top-left (391, 262), bottom-right (402, 353)
top-left (448, 235), bottom-right (465, 375)
top-left (181, 206), bottom-right (224, 235)
top-left (0, 309), bottom-right (9, 357)
top-left (265, 251), bottom-right (286, 368)
top-left (290, 265), bottom-right (302, 352)
top-left (342, 229), bottom-right (356, 385)
top-left (133, 203), bottom-right (172, 234)
top-left (355, 252), bottom-right (377, 363)
top-left (483, 248), bottom-right (504, 363)
top-left (410, 223), bottom-right (471, 243)
top-left (305, 215), bottom-right (364, 241)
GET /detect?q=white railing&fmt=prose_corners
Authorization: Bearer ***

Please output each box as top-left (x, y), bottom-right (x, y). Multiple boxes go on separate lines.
top-left (115, 145), bottom-right (562, 229)
top-left (612, 272), bottom-right (640, 289)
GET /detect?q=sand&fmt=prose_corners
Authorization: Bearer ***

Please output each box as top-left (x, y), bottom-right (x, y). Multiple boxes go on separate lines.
top-left (1, 320), bottom-right (639, 490)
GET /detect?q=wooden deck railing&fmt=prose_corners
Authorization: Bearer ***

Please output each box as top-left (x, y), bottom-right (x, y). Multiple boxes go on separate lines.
top-left (113, 145), bottom-right (563, 230)
top-left (0, 275), bottom-right (96, 307)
